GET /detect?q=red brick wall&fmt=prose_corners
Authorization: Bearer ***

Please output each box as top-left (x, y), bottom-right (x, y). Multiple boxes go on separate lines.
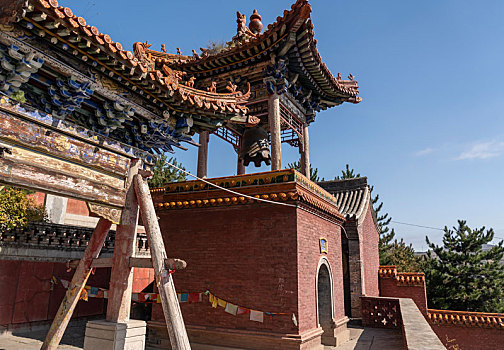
top-left (66, 199), bottom-right (89, 216)
top-left (430, 323), bottom-right (504, 350)
top-left (132, 268), bottom-right (154, 293)
top-left (0, 260), bottom-right (110, 328)
top-left (360, 206), bottom-right (379, 297)
top-left (152, 204), bottom-right (299, 334)
top-left (379, 277), bottom-right (428, 315)
top-left (296, 209), bottom-right (345, 333)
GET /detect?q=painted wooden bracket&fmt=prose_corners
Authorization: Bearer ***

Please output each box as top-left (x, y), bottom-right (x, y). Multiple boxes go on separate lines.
top-left (66, 257), bottom-right (187, 270)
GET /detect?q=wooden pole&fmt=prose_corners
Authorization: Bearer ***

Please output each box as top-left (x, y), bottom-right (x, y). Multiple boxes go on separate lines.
top-left (106, 160), bottom-right (140, 322)
top-left (300, 123), bottom-right (310, 179)
top-left (197, 131), bottom-right (209, 178)
top-left (133, 174), bottom-right (191, 350)
top-left (41, 218), bottom-right (112, 350)
top-left (268, 92), bottom-right (282, 170)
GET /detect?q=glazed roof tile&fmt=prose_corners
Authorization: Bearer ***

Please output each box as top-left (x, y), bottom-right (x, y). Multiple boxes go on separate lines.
top-left (318, 177), bottom-right (371, 224)
top-left (146, 0), bottom-right (361, 104)
top-left (20, 0), bottom-right (254, 124)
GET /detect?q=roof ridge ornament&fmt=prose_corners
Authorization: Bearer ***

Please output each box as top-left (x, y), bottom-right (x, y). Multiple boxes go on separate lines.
top-left (249, 9), bottom-right (263, 34)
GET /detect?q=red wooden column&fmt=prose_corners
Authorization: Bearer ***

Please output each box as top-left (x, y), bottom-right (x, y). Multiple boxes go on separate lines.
top-left (197, 131), bottom-right (209, 178)
top-left (300, 123), bottom-right (310, 178)
top-left (237, 136), bottom-right (246, 175)
top-left (106, 159), bottom-right (140, 322)
top-left (268, 92), bottom-right (282, 170)
top-left (41, 218), bottom-right (112, 350)
top-left (237, 157), bottom-right (246, 175)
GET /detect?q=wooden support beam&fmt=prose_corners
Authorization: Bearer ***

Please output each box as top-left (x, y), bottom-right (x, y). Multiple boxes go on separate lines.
top-left (106, 160), bottom-right (140, 323)
top-left (129, 257), bottom-right (187, 270)
top-left (197, 131), bottom-right (209, 179)
top-left (134, 174), bottom-right (191, 350)
top-left (67, 257), bottom-right (187, 270)
top-left (41, 218), bottom-right (112, 350)
top-left (67, 257), bottom-right (113, 270)
top-left (268, 92), bottom-right (282, 171)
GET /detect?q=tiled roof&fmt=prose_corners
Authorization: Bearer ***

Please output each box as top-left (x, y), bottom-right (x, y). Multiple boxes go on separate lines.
top-left (143, 0), bottom-right (361, 107)
top-left (318, 177), bottom-right (371, 224)
top-left (18, 0), bottom-right (254, 125)
top-left (150, 169), bottom-right (345, 220)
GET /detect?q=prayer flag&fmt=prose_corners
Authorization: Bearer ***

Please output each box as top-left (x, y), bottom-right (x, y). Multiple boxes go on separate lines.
top-left (132, 293), bottom-right (139, 302)
top-left (157, 294), bottom-right (161, 303)
top-left (237, 307), bottom-right (250, 315)
top-left (217, 298), bottom-right (227, 308)
top-left (180, 293), bottom-right (188, 303)
top-left (103, 291), bottom-right (108, 299)
top-left (90, 287), bottom-right (99, 297)
top-left (211, 296), bottom-right (218, 308)
top-left (250, 310), bottom-right (264, 323)
top-left (225, 303), bottom-right (238, 316)
top-left (292, 313), bottom-right (298, 326)
top-left (97, 290), bottom-right (104, 299)
top-left (188, 293), bottom-right (200, 303)
top-left (79, 288), bottom-right (88, 302)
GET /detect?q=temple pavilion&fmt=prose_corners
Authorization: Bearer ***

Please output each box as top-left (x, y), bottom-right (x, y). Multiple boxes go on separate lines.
top-left (0, 1), bottom-right (376, 350)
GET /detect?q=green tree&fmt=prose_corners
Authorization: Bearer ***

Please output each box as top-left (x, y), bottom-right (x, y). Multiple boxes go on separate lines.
top-left (335, 164), bottom-right (421, 272)
top-left (0, 186), bottom-right (45, 230)
top-left (148, 154), bottom-right (186, 188)
top-left (423, 220), bottom-right (504, 312)
top-left (287, 160), bottom-right (321, 182)
top-left (336, 164), bottom-right (360, 179)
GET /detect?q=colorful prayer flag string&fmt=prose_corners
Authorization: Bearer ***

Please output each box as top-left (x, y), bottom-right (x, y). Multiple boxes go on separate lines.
top-left (205, 290), bottom-right (296, 326)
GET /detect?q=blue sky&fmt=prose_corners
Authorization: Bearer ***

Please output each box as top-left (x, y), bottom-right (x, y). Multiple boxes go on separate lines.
top-left (63, 0), bottom-right (504, 250)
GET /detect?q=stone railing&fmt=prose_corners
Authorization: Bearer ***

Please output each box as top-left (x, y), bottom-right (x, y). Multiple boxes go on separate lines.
top-left (0, 222), bottom-right (150, 261)
top-left (361, 296), bottom-right (402, 329)
top-left (362, 296), bottom-right (445, 350)
top-left (428, 309), bottom-right (504, 329)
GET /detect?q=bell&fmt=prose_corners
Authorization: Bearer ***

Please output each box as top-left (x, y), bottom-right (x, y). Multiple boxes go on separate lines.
top-left (241, 126), bottom-right (271, 167)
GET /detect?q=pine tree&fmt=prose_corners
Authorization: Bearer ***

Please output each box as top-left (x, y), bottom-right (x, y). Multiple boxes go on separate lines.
top-left (148, 153), bottom-right (186, 188)
top-left (423, 220), bottom-right (504, 312)
top-left (336, 164), bottom-right (360, 179)
top-left (287, 160), bottom-right (321, 182)
top-left (336, 164), bottom-right (420, 271)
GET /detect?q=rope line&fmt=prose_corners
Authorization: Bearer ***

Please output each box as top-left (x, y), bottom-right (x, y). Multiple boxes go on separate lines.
top-left (162, 161), bottom-right (296, 208)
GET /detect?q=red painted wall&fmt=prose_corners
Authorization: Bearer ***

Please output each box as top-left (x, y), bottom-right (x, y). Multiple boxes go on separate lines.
top-left (132, 268), bottom-right (154, 293)
top-left (296, 209), bottom-right (345, 333)
top-left (361, 206), bottom-right (379, 297)
top-left (430, 323), bottom-right (504, 350)
top-left (152, 204), bottom-right (299, 334)
top-left (152, 203), bottom-right (347, 337)
top-left (379, 277), bottom-right (428, 315)
top-left (66, 198), bottom-right (90, 216)
top-left (0, 260), bottom-right (110, 328)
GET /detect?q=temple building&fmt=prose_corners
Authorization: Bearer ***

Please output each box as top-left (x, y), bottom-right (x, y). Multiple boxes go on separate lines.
top-left (1, 1), bottom-right (498, 350)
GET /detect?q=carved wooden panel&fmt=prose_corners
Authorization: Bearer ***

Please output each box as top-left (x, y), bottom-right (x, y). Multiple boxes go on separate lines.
top-left (0, 107), bottom-right (134, 209)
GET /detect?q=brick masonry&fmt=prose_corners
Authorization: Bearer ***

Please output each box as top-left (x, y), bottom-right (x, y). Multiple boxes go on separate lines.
top-left (0, 260), bottom-right (110, 329)
top-left (379, 268), bottom-right (504, 350)
top-left (149, 202), bottom-right (350, 349)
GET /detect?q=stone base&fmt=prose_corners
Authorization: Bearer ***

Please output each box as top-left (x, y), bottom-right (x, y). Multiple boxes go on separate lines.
top-left (321, 317), bottom-right (351, 347)
top-left (147, 321), bottom-right (325, 350)
top-left (83, 319), bottom-right (146, 350)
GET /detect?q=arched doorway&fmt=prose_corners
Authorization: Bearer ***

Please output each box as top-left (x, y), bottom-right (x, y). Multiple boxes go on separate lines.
top-left (317, 259), bottom-right (334, 343)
